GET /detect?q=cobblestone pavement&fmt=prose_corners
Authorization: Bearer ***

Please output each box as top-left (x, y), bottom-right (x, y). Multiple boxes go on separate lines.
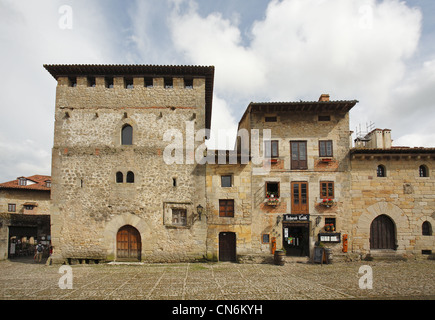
top-left (0, 257), bottom-right (434, 300)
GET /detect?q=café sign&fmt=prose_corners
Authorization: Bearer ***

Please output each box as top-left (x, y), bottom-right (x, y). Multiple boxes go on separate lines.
top-left (283, 214), bottom-right (310, 222)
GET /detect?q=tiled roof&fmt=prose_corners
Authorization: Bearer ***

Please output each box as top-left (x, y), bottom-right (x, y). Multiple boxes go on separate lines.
top-left (351, 147), bottom-right (435, 154)
top-left (0, 175), bottom-right (51, 191)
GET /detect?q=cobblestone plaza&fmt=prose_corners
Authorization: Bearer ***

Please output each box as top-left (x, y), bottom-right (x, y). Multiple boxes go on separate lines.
top-left (0, 258), bottom-right (434, 300)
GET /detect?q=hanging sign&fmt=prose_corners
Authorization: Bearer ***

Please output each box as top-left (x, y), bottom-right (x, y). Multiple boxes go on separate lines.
top-left (283, 214), bottom-right (310, 222)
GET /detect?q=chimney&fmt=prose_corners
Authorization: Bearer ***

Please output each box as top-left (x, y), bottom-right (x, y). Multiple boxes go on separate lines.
top-left (318, 94), bottom-right (330, 102)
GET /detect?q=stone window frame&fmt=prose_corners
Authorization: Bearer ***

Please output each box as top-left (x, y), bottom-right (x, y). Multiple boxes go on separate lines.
top-left (376, 164), bottom-right (386, 177)
top-left (114, 118), bottom-right (137, 147)
top-left (221, 175), bottom-right (232, 188)
top-left (163, 202), bottom-right (193, 228)
top-left (419, 164), bottom-right (429, 177)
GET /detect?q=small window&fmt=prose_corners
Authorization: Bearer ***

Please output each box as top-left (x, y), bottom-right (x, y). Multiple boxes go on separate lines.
top-left (221, 175), bottom-right (232, 188)
top-left (325, 217), bottom-right (336, 230)
top-left (172, 208), bottom-right (187, 226)
top-left (266, 182), bottom-right (279, 198)
top-left (45, 180), bottom-right (51, 188)
top-left (24, 205), bottom-right (34, 210)
top-left (219, 199), bottom-right (234, 217)
top-left (419, 165), bottom-right (429, 177)
top-left (164, 78), bottom-right (173, 89)
top-left (265, 140), bottom-right (279, 158)
top-left (87, 77), bottom-right (96, 87)
top-left (319, 140), bottom-right (333, 157)
top-left (318, 115), bottom-right (331, 121)
top-left (105, 77), bottom-right (114, 88)
top-left (144, 77), bottom-right (153, 88)
top-left (265, 116), bottom-right (277, 122)
top-left (184, 78), bottom-right (193, 89)
top-left (121, 124), bottom-right (133, 145)
top-left (126, 171), bottom-right (134, 183)
top-left (68, 77), bottom-right (77, 87)
top-left (320, 181), bottom-right (334, 199)
top-left (18, 178), bottom-right (27, 186)
top-left (116, 172), bottom-right (123, 183)
top-left (262, 234), bottom-right (270, 244)
top-left (125, 78), bottom-right (133, 89)
top-left (172, 177), bottom-right (177, 187)
top-left (377, 165), bottom-right (386, 177)
top-left (422, 221), bottom-right (432, 236)
top-left (8, 204), bottom-right (16, 212)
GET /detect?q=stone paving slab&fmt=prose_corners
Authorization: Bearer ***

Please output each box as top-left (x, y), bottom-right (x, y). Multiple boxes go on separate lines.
top-left (0, 258), bottom-right (434, 301)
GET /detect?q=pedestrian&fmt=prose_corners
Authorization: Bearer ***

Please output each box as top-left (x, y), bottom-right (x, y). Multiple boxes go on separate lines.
top-left (45, 245), bottom-right (54, 265)
top-left (35, 242), bottom-right (44, 263)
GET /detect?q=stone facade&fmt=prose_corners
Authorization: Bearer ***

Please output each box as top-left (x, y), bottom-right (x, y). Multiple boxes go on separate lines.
top-left (44, 64), bottom-right (435, 264)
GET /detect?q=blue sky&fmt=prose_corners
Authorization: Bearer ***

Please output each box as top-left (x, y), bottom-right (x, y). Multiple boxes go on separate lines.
top-left (0, 0), bottom-right (434, 182)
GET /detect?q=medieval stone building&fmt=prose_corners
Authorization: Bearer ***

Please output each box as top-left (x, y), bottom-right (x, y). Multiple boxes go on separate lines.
top-left (43, 64), bottom-right (434, 264)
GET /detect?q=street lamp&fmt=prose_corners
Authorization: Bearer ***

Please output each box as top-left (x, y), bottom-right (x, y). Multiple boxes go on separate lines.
top-left (196, 204), bottom-right (203, 221)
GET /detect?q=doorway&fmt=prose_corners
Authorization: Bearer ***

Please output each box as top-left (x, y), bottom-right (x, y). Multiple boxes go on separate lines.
top-left (116, 225), bottom-right (141, 261)
top-left (283, 223), bottom-right (310, 256)
top-left (219, 232), bottom-right (236, 262)
top-left (370, 215), bottom-right (396, 250)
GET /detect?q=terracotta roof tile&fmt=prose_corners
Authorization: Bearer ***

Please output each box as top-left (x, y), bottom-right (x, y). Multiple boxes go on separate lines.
top-left (0, 175), bottom-right (51, 191)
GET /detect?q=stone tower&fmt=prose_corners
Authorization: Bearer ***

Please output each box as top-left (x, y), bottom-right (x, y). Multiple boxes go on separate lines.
top-left (44, 64), bottom-right (214, 263)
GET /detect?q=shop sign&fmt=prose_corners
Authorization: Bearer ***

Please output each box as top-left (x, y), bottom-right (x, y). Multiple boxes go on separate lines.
top-left (283, 214), bottom-right (310, 222)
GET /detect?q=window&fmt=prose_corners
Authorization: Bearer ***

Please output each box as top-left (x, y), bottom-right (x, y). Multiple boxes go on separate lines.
top-left (87, 77), bottom-right (96, 87)
top-left (290, 141), bottom-right (307, 169)
top-left (105, 77), bottom-right (114, 88)
top-left (45, 180), bottom-right (51, 188)
top-left (172, 208), bottom-right (187, 226)
top-left (265, 140), bottom-right (279, 158)
top-left (126, 171), bottom-right (134, 183)
top-left (319, 140), bottom-right (333, 157)
top-left (116, 172), bottom-right (123, 183)
top-left (121, 124), bottom-right (133, 145)
top-left (125, 78), bottom-right (133, 89)
top-left (266, 182), bottom-right (279, 198)
top-left (377, 165), bottom-right (386, 177)
top-left (262, 234), bottom-right (270, 244)
top-left (219, 199), bottom-right (234, 217)
top-left (318, 115), bottom-right (331, 121)
top-left (221, 175), bottom-right (232, 188)
top-left (325, 217), bottom-right (336, 230)
top-left (24, 205), bottom-right (34, 210)
top-left (320, 181), bottom-right (334, 199)
top-left (8, 204), bottom-right (16, 212)
top-left (265, 116), bottom-right (277, 122)
top-left (18, 177), bottom-right (27, 186)
top-left (419, 165), bottom-right (429, 177)
top-left (144, 77), bottom-right (153, 88)
top-left (422, 221), bottom-right (432, 236)
top-left (68, 77), bottom-right (77, 87)
top-left (164, 78), bottom-right (173, 89)
top-left (184, 78), bottom-right (193, 89)
top-left (172, 178), bottom-right (177, 187)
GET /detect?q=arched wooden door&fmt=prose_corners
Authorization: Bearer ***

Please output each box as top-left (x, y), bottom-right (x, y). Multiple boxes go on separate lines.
top-left (370, 215), bottom-right (396, 250)
top-left (117, 225), bottom-right (141, 261)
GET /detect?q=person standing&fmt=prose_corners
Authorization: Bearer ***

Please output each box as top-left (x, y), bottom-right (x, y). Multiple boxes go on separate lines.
top-left (35, 242), bottom-right (44, 263)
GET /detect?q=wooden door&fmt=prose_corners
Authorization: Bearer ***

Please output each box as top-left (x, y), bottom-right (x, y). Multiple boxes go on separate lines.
top-left (370, 215), bottom-right (396, 250)
top-left (117, 225), bottom-right (141, 261)
top-left (291, 182), bottom-right (308, 214)
top-left (219, 232), bottom-right (236, 262)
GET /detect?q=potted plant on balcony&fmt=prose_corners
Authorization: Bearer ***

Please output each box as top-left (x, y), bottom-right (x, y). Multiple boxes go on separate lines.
top-left (266, 192), bottom-right (280, 206)
top-left (320, 198), bottom-right (334, 208)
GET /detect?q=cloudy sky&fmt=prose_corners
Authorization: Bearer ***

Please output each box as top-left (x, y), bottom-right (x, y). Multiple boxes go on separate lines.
top-left (0, 0), bottom-right (434, 182)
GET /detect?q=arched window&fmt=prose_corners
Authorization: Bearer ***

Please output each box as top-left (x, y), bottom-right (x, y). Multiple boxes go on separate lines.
top-left (116, 172), bottom-right (123, 183)
top-left (377, 165), bottom-right (386, 177)
top-left (126, 171), bottom-right (135, 183)
top-left (121, 124), bottom-right (133, 145)
top-left (419, 165), bottom-right (429, 177)
top-left (422, 221), bottom-right (432, 236)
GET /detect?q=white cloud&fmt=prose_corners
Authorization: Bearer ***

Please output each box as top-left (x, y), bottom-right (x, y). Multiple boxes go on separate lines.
top-left (167, 0), bottom-right (426, 146)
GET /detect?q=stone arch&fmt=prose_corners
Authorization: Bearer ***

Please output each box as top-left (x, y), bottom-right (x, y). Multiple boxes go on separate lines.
top-left (103, 212), bottom-right (149, 261)
top-left (354, 201), bottom-right (408, 253)
top-left (113, 116), bottom-right (138, 146)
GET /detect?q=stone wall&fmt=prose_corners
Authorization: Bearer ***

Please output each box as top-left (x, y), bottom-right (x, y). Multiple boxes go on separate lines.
top-left (349, 155), bottom-right (435, 257)
top-left (51, 74), bottom-right (209, 263)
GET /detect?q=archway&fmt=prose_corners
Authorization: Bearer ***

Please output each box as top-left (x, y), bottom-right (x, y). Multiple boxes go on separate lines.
top-left (370, 215), bottom-right (396, 250)
top-left (117, 225), bottom-right (141, 261)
